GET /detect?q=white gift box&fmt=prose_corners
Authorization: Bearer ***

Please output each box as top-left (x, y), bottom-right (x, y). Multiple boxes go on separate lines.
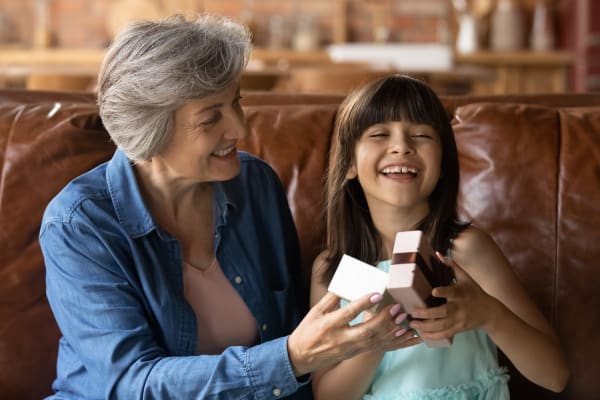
top-left (328, 254), bottom-right (389, 301)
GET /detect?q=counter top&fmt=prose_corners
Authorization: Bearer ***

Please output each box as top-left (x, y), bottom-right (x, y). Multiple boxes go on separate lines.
top-left (1, 47), bottom-right (573, 71)
top-left (0, 47), bottom-right (574, 94)
top-left (454, 50), bottom-right (573, 66)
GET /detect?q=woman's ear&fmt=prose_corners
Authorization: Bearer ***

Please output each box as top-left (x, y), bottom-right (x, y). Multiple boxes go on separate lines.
top-left (346, 164), bottom-right (357, 179)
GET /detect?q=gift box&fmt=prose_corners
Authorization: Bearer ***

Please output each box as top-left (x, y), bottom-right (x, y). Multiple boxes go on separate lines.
top-left (388, 230), bottom-right (454, 347)
top-left (328, 254), bottom-right (389, 301)
top-left (327, 230), bottom-right (454, 348)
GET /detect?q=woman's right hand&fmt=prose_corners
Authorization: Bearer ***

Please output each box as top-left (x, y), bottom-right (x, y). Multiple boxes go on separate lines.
top-left (287, 291), bottom-right (416, 377)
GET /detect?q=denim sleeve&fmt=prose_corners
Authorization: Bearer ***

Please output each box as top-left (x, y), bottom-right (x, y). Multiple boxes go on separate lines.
top-left (41, 219), bottom-right (304, 399)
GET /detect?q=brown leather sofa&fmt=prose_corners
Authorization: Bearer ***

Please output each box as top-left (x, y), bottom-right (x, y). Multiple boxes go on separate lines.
top-left (1, 88), bottom-right (599, 400)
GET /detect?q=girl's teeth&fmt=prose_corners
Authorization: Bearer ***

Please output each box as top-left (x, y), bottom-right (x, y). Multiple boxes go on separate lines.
top-left (382, 166), bottom-right (418, 175)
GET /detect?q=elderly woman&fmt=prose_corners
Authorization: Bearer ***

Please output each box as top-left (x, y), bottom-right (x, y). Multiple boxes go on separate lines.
top-left (40, 14), bottom-right (410, 399)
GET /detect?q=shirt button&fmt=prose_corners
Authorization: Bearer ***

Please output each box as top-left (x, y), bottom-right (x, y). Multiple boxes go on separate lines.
top-left (262, 323), bottom-right (268, 331)
top-left (272, 388), bottom-right (281, 397)
top-left (234, 276), bottom-right (242, 284)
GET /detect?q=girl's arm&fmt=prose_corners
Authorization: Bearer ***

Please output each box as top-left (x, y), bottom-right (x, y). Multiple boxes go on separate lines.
top-left (309, 252), bottom-right (419, 400)
top-left (410, 226), bottom-right (570, 392)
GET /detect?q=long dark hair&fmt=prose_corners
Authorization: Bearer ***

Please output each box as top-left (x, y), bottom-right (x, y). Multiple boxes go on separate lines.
top-left (322, 75), bottom-right (468, 283)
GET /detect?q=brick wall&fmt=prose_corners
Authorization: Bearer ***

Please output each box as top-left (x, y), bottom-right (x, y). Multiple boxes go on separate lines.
top-left (0, 0), bottom-right (565, 49)
top-left (0, 0), bottom-right (448, 48)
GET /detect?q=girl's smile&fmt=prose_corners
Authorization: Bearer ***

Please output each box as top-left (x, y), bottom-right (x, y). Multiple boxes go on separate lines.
top-left (380, 163), bottom-right (419, 181)
top-left (348, 120), bottom-right (442, 216)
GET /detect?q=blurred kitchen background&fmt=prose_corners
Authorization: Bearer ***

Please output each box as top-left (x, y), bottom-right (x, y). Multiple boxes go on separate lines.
top-left (0, 0), bottom-right (597, 95)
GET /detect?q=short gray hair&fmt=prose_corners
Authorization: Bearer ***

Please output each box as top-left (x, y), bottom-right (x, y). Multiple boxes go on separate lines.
top-left (97, 13), bottom-right (251, 161)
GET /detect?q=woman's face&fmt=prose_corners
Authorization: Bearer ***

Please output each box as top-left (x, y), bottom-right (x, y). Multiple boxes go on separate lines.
top-left (157, 83), bottom-right (247, 183)
top-left (347, 120), bottom-right (442, 215)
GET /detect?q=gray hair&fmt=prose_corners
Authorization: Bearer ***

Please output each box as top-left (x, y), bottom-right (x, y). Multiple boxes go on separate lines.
top-left (97, 13), bottom-right (251, 161)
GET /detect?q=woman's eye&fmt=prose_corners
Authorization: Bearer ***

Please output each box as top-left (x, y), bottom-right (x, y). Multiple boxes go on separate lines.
top-left (200, 112), bottom-right (221, 127)
top-left (369, 131), bottom-right (387, 138)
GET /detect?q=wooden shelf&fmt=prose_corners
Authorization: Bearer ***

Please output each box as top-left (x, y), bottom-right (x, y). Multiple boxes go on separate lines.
top-left (0, 48), bottom-right (104, 70)
top-left (0, 47), bottom-right (575, 95)
top-left (454, 50), bottom-right (573, 66)
top-left (250, 48), bottom-right (331, 66)
top-left (0, 47), bottom-right (332, 73)
top-left (454, 50), bottom-right (574, 94)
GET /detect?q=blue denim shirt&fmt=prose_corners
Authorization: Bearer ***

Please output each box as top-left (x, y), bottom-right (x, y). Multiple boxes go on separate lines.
top-left (40, 149), bottom-right (312, 400)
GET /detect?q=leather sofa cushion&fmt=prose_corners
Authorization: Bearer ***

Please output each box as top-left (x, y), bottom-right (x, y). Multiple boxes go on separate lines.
top-left (454, 102), bottom-right (559, 317)
top-left (240, 103), bottom-right (339, 281)
top-left (0, 99), bottom-right (113, 399)
top-left (453, 102), bottom-right (600, 399)
top-left (555, 107), bottom-right (600, 398)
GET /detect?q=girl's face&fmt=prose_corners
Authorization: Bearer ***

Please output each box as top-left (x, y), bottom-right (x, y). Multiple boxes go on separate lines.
top-left (347, 120), bottom-right (442, 216)
top-left (156, 83), bottom-right (247, 183)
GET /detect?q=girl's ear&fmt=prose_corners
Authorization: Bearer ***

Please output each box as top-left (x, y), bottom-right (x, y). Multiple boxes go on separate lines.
top-left (346, 164), bottom-right (357, 179)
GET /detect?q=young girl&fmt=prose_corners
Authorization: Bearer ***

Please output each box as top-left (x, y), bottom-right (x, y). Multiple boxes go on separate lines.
top-left (310, 75), bottom-right (569, 399)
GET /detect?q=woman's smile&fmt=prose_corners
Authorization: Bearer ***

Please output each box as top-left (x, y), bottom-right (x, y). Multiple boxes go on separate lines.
top-left (212, 145), bottom-right (237, 158)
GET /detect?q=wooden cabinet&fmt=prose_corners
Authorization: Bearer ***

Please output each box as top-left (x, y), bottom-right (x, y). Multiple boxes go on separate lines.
top-left (251, 48), bottom-right (575, 95)
top-left (454, 50), bottom-right (574, 95)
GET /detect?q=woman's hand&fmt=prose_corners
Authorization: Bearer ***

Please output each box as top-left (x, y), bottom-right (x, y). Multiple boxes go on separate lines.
top-left (362, 302), bottom-right (421, 352)
top-left (408, 252), bottom-right (501, 340)
top-left (287, 291), bottom-right (419, 377)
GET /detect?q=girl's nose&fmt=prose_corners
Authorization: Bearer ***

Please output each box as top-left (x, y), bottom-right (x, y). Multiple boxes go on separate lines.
top-left (390, 135), bottom-right (414, 154)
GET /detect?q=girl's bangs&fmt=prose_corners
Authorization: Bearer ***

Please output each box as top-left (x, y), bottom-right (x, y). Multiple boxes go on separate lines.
top-left (353, 77), bottom-right (440, 134)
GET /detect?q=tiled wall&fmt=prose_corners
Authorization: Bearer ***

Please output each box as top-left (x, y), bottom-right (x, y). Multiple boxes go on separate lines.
top-left (0, 0), bottom-right (543, 49)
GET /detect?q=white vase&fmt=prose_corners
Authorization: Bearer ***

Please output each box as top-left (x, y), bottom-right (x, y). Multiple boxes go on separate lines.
top-left (490, 0), bottom-right (524, 51)
top-left (456, 12), bottom-right (479, 53)
top-left (530, 0), bottom-right (555, 51)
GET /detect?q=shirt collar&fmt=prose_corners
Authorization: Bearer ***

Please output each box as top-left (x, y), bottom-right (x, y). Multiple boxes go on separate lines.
top-left (106, 148), bottom-right (239, 238)
top-left (106, 149), bottom-right (156, 238)
top-left (213, 173), bottom-right (238, 231)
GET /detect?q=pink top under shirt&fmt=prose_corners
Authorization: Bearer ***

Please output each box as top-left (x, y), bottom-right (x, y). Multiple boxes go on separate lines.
top-left (182, 258), bottom-right (259, 355)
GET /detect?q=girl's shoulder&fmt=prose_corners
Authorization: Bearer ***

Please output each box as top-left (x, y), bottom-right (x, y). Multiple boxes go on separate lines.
top-left (452, 224), bottom-right (493, 248)
top-left (449, 225), bottom-right (506, 272)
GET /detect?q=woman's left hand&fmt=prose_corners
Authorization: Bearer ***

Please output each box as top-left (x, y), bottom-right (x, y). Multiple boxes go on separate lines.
top-left (408, 253), bottom-right (500, 340)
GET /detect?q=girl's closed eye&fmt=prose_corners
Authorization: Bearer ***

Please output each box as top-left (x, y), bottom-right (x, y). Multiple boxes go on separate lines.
top-left (412, 132), bottom-right (433, 139)
top-left (364, 127), bottom-right (389, 138)
top-left (370, 131), bottom-right (388, 138)
top-left (410, 125), bottom-right (438, 140)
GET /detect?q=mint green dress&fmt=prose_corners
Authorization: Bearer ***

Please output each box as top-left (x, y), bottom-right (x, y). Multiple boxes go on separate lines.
top-left (349, 260), bottom-right (510, 400)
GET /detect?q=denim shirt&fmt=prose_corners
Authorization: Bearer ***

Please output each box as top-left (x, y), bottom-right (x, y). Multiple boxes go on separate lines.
top-left (40, 149), bottom-right (312, 400)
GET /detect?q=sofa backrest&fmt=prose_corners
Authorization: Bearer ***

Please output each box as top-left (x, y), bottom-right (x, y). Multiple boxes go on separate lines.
top-left (451, 101), bottom-right (600, 399)
top-left (1, 89), bottom-right (599, 400)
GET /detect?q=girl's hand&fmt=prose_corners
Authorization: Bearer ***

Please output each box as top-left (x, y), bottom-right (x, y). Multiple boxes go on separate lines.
top-left (407, 229), bottom-right (569, 392)
top-left (408, 252), bottom-right (501, 340)
top-left (288, 292), bottom-right (421, 377)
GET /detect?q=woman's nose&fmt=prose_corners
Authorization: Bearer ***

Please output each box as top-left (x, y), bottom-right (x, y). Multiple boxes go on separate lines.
top-left (224, 111), bottom-right (248, 140)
